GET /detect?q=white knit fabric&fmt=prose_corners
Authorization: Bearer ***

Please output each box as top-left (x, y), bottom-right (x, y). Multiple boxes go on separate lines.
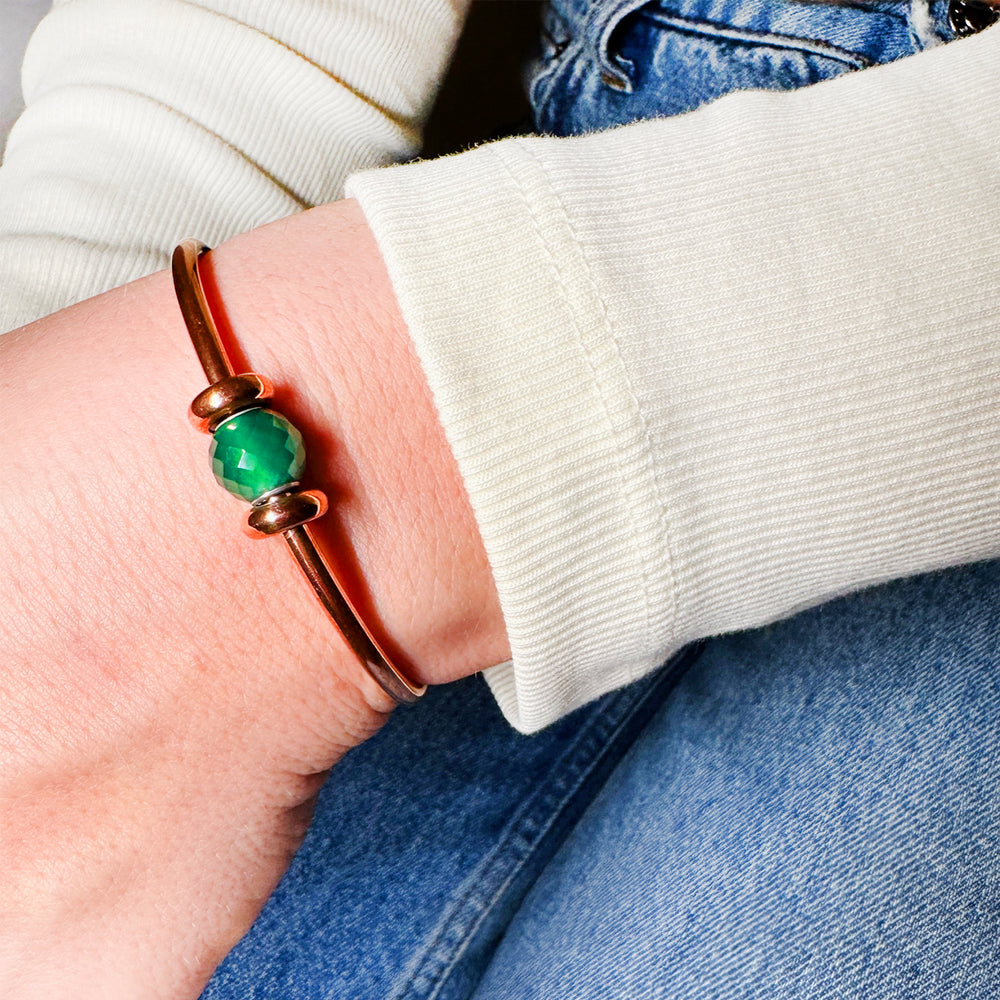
top-left (2, 1), bottom-right (998, 732)
top-left (348, 26), bottom-right (1000, 730)
top-left (0, 0), bottom-right (469, 327)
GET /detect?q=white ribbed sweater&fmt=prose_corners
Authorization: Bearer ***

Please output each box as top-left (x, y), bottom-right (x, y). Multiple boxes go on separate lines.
top-left (2, 1), bottom-right (999, 731)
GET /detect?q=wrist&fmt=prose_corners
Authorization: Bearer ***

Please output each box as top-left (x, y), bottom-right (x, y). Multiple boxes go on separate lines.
top-left (198, 199), bottom-right (510, 691)
top-left (0, 264), bottom-right (389, 997)
top-left (0, 198), bottom-right (500, 997)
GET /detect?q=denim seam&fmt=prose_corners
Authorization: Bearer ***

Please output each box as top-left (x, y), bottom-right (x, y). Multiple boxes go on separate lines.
top-left (833, 1), bottom-right (908, 23)
top-left (504, 138), bottom-right (679, 679)
top-left (640, 11), bottom-right (873, 68)
top-left (389, 687), bottom-right (644, 1000)
top-left (528, 38), bottom-right (582, 124)
top-left (389, 650), bottom-right (699, 1000)
top-left (591, 0), bottom-right (653, 91)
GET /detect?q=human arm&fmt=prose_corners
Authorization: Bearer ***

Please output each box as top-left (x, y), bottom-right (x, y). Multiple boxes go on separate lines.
top-left (346, 23), bottom-right (1000, 730)
top-left (1, 5), bottom-right (993, 992)
top-left (3, 3), bottom-right (999, 731)
top-left (0, 3), bottom-right (497, 991)
top-left (0, 197), bottom-right (506, 998)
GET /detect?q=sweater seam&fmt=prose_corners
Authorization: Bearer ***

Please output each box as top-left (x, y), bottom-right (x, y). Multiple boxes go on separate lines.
top-left (501, 137), bottom-right (678, 668)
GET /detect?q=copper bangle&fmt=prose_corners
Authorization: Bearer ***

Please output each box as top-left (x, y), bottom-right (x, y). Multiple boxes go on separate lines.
top-left (170, 239), bottom-right (426, 705)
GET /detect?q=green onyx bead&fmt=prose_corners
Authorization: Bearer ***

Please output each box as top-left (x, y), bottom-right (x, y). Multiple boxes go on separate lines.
top-left (209, 407), bottom-right (307, 503)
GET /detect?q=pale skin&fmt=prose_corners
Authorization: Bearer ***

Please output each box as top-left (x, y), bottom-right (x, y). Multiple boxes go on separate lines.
top-left (0, 198), bottom-right (510, 998)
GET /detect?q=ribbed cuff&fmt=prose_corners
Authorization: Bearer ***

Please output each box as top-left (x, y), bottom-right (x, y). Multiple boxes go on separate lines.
top-left (348, 143), bottom-right (677, 732)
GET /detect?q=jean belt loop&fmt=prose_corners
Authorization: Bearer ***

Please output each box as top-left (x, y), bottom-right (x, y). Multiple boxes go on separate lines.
top-left (588, 0), bottom-right (652, 94)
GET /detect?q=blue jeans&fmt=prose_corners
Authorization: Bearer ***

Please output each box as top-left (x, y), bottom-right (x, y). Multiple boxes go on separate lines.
top-left (203, 4), bottom-right (996, 997)
top-left (529, 0), bottom-right (964, 134)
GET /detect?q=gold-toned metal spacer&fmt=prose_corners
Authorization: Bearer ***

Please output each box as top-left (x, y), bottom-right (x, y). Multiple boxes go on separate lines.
top-left (245, 489), bottom-right (328, 538)
top-left (190, 373), bottom-right (274, 433)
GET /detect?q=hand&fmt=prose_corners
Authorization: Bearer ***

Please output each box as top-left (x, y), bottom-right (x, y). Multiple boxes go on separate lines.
top-left (0, 200), bottom-right (509, 997)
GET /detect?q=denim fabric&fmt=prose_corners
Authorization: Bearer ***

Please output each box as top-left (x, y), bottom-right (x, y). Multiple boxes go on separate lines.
top-left (201, 654), bottom-right (700, 999)
top-left (529, 0), bottom-right (961, 134)
top-left (205, 565), bottom-right (1000, 998)
top-left (470, 562), bottom-right (1000, 998)
top-left (202, 4), bottom-right (993, 997)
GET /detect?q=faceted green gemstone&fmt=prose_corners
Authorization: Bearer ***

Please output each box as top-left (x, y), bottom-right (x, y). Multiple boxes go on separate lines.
top-left (209, 407), bottom-right (306, 502)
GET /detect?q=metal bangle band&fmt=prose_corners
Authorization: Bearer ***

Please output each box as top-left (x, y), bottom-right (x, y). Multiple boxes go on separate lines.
top-left (170, 238), bottom-right (426, 705)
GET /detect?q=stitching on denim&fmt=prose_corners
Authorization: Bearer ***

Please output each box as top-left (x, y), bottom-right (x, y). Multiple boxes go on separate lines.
top-left (508, 138), bottom-right (680, 683)
top-left (825, 0), bottom-right (908, 22)
top-left (641, 11), bottom-right (873, 67)
top-left (527, 37), bottom-right (581, 127)
top-left (589, 0), bottom-right (654, 92)
top-left (389, 648), bottom-right (700, 1000)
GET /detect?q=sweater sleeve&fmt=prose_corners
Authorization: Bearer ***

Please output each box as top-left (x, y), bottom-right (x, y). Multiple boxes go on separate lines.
top-left (346, 25), bottom-right (1000, 732)
top-left (0, 0), bottom-right (470, 331)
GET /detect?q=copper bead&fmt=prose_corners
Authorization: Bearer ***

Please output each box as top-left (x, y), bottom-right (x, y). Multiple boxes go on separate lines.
top-left (190, 373), bottom-right (274, 432)
top-left (245, 489), bottom-right (328, 538)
